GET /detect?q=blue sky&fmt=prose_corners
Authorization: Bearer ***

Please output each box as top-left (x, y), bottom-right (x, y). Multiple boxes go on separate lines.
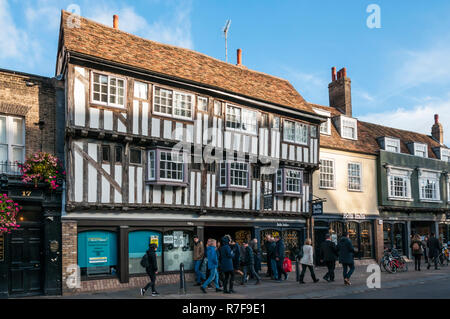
top-left (1, 0), bottom-right (450, 142)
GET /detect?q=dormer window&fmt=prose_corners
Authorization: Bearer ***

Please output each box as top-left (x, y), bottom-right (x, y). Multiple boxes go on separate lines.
top-left (414, 143), bottom-right (428, 158)
top-left (313, 108), bottom-right (331, 135)
top-left (340, 116), bottom-right (357, 140)
top-left (441, 148), bottom-right (450, 162)
top-left (385, 137), bottom-right (401, 153)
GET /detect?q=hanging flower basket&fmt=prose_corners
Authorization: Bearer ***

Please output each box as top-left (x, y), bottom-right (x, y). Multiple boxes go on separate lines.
top-left (18, 152), bottom-right (65, 190)
top-left (0, 194), bottom-right (20, 234)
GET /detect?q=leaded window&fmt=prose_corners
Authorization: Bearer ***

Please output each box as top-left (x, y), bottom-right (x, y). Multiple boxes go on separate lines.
top-left (320, 159), bottom-right (335, 189)
top-left (160, 151), bottom-right (184, 181)
top-left (92, 72), bottom-right (125, 107)
top-left (348, 163), bottom-right (362, 191)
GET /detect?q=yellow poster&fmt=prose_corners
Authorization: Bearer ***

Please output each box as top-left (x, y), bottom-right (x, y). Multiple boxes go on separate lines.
top-left (150, 236), bottom-right (159, 248)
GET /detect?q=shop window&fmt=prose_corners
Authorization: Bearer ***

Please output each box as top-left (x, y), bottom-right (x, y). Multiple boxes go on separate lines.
top-left (347, 222), bottom-right (359, 256)
top-left (282, 230), bottom-right (301, 260)
top-left (78, 231), bottom-right (118, 278)
top-left (329, 221), bottom-right (344, 245)
top-left (128, 231), bottom-right (162, 275)
top-left (163, 230), bottom-right (194, 272)
top-left (383, 223), bottom-right (393, 250)
top-left (360, 222), bottom-right (373, 258)
top-left (260, 229), bottom-right (281, 262)
top-left (393, 223), bottom-right (405, 255)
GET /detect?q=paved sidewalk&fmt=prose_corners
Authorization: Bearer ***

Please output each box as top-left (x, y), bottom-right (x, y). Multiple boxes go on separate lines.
top-left (49, 262), bottom-right (450, 299)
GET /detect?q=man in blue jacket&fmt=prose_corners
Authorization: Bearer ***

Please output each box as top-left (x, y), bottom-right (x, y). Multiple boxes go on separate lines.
top-left (200, 239), bottom-right (223, 293)
top-left (219, 236), bottom-right (236, 293)
top-left (275, 236), bottom-right (288, 281)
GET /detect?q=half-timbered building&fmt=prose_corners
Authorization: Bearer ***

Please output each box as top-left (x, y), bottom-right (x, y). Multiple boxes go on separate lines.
top-left (56, 12), bottom-right (325, 293)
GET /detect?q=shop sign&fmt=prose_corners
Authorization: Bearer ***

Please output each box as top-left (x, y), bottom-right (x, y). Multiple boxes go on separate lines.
top-left (0, 234), bottom-right (4, 262)
top-left (312, 202), bottom-right (323, 216)
top-left (87, 236), bottom-right (109, 265)
top-left (276, 223), bottom-right (290, 227)
top-left (343, 213), bottom-right (366, 220)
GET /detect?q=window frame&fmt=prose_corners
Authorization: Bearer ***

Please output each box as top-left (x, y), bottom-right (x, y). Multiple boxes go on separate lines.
top-left (385, 137), bottom-right (401, 153)
top-left (414, 143), bottom-right (428, 158)
top-left (129, 148), bottom-right (142, 165)
top-left (319, 159), bottom-right (336, 190)
top-left (313, 108), bottom-right (331, 136)
top-left (283, 119), bottom-right (309, 145)
top-left (274, 167), bottom-right (304, 197)
top-left (197, 96), bottom-right (209, 113)
top-left (418, 169), bottom-right (441, 202)
top-left (340, 116), bottom-right (357, 140)
top-left (146, 148), bottom-right (188, 186)
top-left (441, 148), bottom-right (450, 162)
top-left (347, 162), bottom-right (362, 192)
top-left (152, 86), bottom-right (194, 121)
top-left (0, 115), bottom-right (25, 166)
top-left (217, 161), bottom-right (251, 192)
top-left (225, 104), bottom-right (258, 135)
top-left (134, 80), bottom-right (149, 100)
top-left (91, 71), bottom-right (127, 109)
top-left (386, 166), bottom-right (413, 201)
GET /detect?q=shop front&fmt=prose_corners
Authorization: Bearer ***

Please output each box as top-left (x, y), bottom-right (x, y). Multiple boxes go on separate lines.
top-left (313, 214), bottom-right (376, 263)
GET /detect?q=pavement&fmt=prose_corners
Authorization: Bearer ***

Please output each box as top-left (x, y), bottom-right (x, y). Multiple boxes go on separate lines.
top-left (43, 262), bottom-right (450, 299)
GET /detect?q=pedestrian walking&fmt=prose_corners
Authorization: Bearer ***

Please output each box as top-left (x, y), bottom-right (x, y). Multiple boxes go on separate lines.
top-left (264, 235), bottom-right (273, 277)
top-left (299, 238), bottom-right (319, 284)
top-left (250, 238), bottom-right (262, 277)
top-left (268, 236), bottom-right (279, 281)
top-left (193, 235), bottom-right (206, 286)
top-left (422, 236), bottom-right (429, 264)
top-left (275, 236), bottom-right (288, 281)
top-left (216, 240), bottom-right (224, 288)
top-left (219, 236), bottom-right (236, 294)
top-left (319, 233), bottom-right (338, 282)
top-left (200, 239), bottom-right (223, 293)
top-left (337, 231), bottom-right (355, 286)
top-left (230, 238), bottom-right (243, 280)
top-left (241, 241), bottom-right (261, 285)
top-left (410, 234), bottom-right (424, 271)
top-left (427, 233), bottom-right (442, 270)
top-left (140, 243), bottom-right (159, 296)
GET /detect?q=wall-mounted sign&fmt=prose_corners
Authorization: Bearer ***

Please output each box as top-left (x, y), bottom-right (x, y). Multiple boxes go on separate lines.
top-left (87, 236), bottom-right (109, 266)
top-left (343, 213), bottom-right (367, 220)
top-left (49, 240), bottom-right (59, 253)
top-left (312, 202), bottom-right (323, 216)
top-left (0, 234), bottom-right (4, 262)
top-left (8, 189), bottom-right (44, 200)
top-left (277, 223), bottom-right (290, 227)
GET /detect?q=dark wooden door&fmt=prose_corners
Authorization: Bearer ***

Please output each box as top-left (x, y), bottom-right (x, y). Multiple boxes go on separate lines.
top-left (9, 224), bottom-right (43, 296)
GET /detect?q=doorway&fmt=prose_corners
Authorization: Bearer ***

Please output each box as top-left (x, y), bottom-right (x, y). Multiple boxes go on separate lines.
top-left (8, 224), bottom-right (44, 297)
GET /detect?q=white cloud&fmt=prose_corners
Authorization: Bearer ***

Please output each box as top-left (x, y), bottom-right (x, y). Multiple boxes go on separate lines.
top-left (87, 2), bottom-right (193, 49)
top-left (359, 98), bottom-right (450, 145)
top-left (0, 0), bottom-right (42, 64)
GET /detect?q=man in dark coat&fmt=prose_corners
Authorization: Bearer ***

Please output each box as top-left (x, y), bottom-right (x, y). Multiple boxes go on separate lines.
top-left (267, 236), bottom-right (278, 280)
top-left (250, 238), bottom-right (261, 276)
top-left (275, 236), bottom-right (287, 281)
top-left (140, 244), bottom-right (159, 296)
top-left (241, 241), bottom-right (261, 285)
top-left (427, 233), bottom-right (442, 270)
top-left (319, 233), bottom-right (338, 282)
top-left (219, 236), bottom-right (235, 293)
top-left (337, 232), bottom-right (355, 285)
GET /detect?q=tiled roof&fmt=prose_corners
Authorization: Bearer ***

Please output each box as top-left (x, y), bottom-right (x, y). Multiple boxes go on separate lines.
top-left (59, 11), bottom-right (314, 114)
top-left (310, 103), bottom-right (444, 158)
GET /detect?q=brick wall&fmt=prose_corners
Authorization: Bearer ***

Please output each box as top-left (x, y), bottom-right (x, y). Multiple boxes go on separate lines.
top-left (61, 220), bottom-right (77, 294)
top-left (0, 70), bottom-right (57, 157)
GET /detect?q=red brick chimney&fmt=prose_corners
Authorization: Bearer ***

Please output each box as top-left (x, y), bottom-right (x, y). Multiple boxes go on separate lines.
top-left (329, 66), bottom-right (352, 117)
top-left (432, 114), bottom-right (444, 145)
top-left (113, 15), bottom-right (119, 29)
top-left (237, 49), bottom-right (242, 66)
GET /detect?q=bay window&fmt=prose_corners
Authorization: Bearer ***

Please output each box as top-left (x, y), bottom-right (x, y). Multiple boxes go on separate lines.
top-left (274, 168), bottom-right (303, 197)
top-left (225, 104), bottom-right (257, 134)
top-left (146, 149), bottom-right (188, 186)
top-left (218, 161), bottom-right (250, 191)
top-left (283, 120), bottom-right (308, 145)
top-left (153, 87), bottom-right (193, 120)
top-left (418, 169), bottom-right (441, 202)
top-left (92, 72), bottom-right (125, 108)
top-left (0, 115), bottom-right (24, 173)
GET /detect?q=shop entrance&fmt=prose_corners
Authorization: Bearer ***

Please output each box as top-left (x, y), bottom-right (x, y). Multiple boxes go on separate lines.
top-left (411, 221), bottom-right (434, 237)
top-left (8, 223), bottom-right (44, 297)
top-left (203, 227), bottom-right (253, 246)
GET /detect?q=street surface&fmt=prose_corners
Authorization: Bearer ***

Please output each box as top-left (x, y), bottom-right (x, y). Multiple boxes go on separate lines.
top-left (32, 262), bottom-right (450, 299)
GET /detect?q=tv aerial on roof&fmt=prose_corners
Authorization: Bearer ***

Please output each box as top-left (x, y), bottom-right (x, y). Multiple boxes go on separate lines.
top-left (223, 19), bottom-right (231, 62)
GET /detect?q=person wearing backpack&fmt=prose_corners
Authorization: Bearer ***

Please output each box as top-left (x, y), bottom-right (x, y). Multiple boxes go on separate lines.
top-left (410, 234), bottom-right (423, 271)
top-left (241, 241), bottom-right (261, 285)
top-left (140, 243), bottom-right (159, 296)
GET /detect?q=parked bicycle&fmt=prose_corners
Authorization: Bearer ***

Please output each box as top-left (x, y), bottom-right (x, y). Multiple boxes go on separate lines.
top-left (437, 244), bottom-right (449, 267)
top-left (380, 248), bottom-right (408, 273)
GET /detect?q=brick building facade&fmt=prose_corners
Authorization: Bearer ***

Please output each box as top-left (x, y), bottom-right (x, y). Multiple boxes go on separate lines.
top-left (0, 69), bottom-right (64, 298)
